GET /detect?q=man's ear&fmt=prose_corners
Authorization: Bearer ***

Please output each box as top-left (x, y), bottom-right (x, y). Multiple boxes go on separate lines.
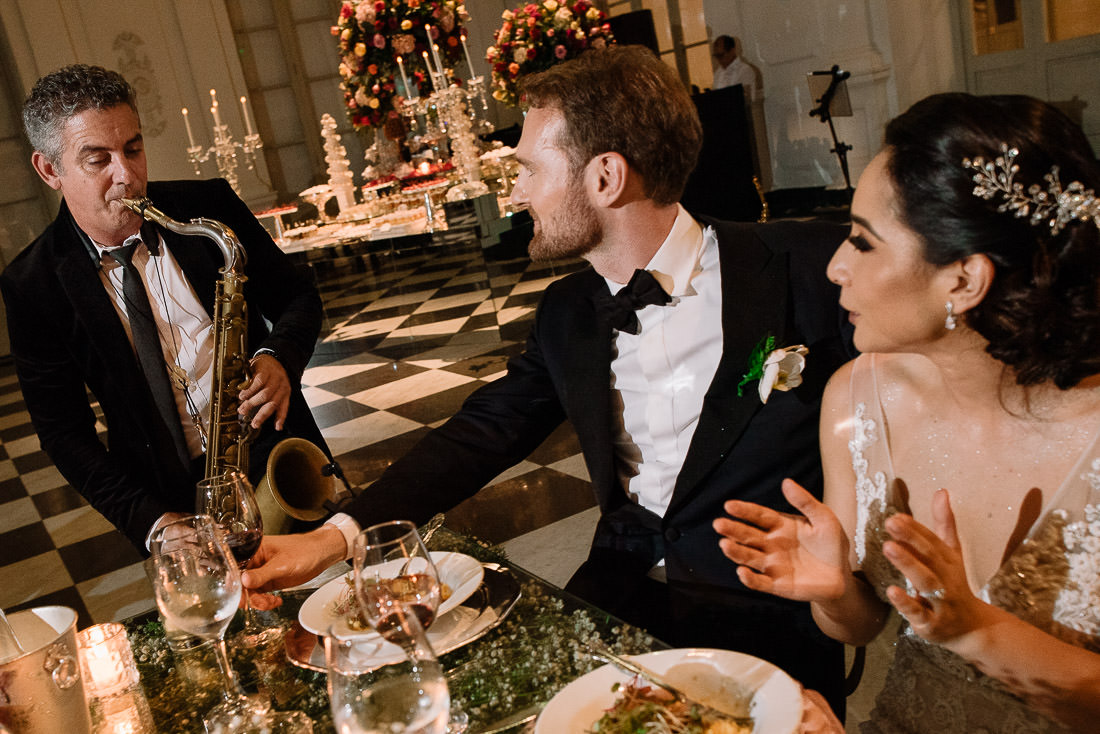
top-left (946, 253), bottom-right (994, 314)
top-left (586, 151), bottom-right (630, 207)
top-left (31, 151), bottom-right (63, 190)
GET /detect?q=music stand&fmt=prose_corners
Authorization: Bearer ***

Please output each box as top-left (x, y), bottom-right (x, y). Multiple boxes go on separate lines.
top-left (808, 65), bottom-right (854, 196)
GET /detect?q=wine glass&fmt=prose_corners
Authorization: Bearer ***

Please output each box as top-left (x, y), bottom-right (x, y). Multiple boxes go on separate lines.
top-left (325, 612), bottom-right (450, 734)
top-left (149, 514), bottom-right (265, 721)
top-left (352, 521), bottom-right (468, 733)
top-left (196, 470), bottom-right (271, 641)
top-left (351, 520), bottom-right (442, 642)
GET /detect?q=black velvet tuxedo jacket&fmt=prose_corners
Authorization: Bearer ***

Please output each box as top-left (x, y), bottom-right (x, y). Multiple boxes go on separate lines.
top-left (1, 178), bottom-right (326, 549)
top-left (347, 217), bottom-right (853, 594)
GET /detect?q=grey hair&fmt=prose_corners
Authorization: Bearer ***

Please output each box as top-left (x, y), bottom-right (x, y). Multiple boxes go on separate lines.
top-left (22, 64), bottom-right (137, 165)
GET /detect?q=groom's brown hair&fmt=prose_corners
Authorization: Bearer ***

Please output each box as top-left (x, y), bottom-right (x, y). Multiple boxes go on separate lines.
top-left (519, 45), bottom-right (702, 206)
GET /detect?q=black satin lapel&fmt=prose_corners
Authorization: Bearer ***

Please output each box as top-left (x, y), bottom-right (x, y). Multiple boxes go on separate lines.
top-left (55, 247), bottom-right (140, 377)
top-left (668, 230), bottom-right (791, 513)
top-left (157, 226), bottom-right (219, 317)
top-left (566, 286), bottom-right (617, 501)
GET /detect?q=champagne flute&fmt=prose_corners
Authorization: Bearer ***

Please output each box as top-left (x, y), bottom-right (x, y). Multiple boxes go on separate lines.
top-left (149, 514), bottom-right (264, 721)
top-left (196, 470), bottom-right (269, 639)
top-left (325, 612), bottom-right (450, 734)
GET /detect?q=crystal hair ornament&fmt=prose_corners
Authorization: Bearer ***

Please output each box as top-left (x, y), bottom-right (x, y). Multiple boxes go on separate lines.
top-left (961, 144), bottom-right (1099, 235)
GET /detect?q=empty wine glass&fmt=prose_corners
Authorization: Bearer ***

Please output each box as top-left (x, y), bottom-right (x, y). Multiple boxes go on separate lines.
top-left (325, 612), bottom-right (450, 734)
top-left (196, 470), bottom-right (272, 641)
top-left (149, 514), bottom-right (266, 722)
top-left (351, 520), bottom-right (442, 643)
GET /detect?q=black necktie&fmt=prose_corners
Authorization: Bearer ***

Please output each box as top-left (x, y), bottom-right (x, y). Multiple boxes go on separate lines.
top-left (593, 269), bottom-right (672, 335)
top-left (108, 238), bottom-right (190, 467)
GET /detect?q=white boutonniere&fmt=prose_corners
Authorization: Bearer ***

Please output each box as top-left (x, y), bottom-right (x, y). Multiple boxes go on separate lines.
top-left (737, 335), bottom-right (809, 404)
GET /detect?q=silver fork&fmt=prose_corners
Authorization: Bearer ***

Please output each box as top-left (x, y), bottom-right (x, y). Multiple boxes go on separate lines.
top-left (586, 641), bottom-right (754, 728)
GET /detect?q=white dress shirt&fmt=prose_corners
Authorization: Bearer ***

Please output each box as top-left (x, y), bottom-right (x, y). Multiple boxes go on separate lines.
top-left (713, 57), bottom-right (756, 102)
top-left (606, 205), bottom-right (723, 518)
top-left (95, 233), bottom-right (214, 459)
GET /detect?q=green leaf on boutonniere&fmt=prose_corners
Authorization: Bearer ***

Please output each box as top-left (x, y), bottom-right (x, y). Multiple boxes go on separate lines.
top-left (737, 334), bottom-right (777, 397)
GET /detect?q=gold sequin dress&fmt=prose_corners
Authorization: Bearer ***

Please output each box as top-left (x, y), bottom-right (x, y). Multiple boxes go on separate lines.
top-left (848, 355), bottom-right (1100, 734)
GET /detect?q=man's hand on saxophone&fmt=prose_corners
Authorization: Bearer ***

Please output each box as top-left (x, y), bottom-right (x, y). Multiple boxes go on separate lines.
top-left (239, 352), bottom-right (292, 431)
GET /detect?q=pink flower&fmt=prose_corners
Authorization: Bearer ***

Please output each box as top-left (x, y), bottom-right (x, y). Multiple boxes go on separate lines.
top-left (525, 3), bottom-right (539, 14)
top-left (340, 2), bottom-right (353, 20)
top-left (373, 33), bottom-right (386, 48)
top-left (554, 43), bottom-right (567, 59)
top-left (527, 15), bottom-right (536, 27)
top-left (508, 62), bottom-right (520, 76)
top-left (392, 33), bottom-right (416, 55)
top-left (440, 8), bottom-right (456, 32)
top-left (374, 0), bottom-right (385, 12)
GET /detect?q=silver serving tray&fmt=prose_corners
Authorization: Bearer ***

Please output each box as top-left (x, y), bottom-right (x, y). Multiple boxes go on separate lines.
top-left (283, 563), bottom-right (521, 672)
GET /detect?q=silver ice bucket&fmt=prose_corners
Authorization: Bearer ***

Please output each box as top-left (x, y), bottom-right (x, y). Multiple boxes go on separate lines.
top-left (0, 606), bottom-right (92, 733)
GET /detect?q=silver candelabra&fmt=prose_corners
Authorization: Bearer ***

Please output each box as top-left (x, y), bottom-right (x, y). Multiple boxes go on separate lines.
top-left (181, 89), bottom-right (263, 195)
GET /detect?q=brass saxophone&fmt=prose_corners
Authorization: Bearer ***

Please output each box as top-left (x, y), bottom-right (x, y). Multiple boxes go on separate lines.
top-left (120, 196), bottom-right (338, 532)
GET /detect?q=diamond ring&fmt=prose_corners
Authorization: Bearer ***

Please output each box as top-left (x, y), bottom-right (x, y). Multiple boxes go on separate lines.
top-left (920, 588), bottom-right (946, 601)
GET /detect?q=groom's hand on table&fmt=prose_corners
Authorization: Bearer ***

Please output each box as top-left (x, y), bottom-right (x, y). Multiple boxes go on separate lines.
top-left (241, 525), bottom-right (348, 607)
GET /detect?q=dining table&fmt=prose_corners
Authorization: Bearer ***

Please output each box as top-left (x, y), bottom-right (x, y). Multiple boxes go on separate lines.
top-left (111, 522), bottom-right (668, 733)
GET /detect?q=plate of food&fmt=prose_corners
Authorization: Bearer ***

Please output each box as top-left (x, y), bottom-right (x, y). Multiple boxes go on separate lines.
top-left (534, 648), bottom-right (802, 734)
top-left (297, 551), bottom-right (484, 636)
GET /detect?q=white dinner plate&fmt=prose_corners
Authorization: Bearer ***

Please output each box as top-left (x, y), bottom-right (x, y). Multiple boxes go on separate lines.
top-left (297, 551), bottom-right (484, 636)
top-left (534, 648), bottom-right (802, 734)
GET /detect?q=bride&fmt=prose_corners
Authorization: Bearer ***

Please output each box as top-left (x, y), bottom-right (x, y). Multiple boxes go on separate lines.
top-left (716, 92), bottom-right (1100, 733)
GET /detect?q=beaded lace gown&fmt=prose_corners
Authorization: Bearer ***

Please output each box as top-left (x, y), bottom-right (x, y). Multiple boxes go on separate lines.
top-left (847, 355), bottom-right (1100, 734)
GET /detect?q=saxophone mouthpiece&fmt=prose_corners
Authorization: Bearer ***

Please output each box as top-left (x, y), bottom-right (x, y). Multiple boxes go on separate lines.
top-left (119, 196), bottom-right (151, 216)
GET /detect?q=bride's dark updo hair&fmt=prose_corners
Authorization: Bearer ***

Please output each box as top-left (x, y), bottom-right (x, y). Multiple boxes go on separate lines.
top-left (884, 93), bottom-right (1100, 388)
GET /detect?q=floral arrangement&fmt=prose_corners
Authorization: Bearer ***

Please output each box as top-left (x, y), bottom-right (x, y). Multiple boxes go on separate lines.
top-left (486, 0), bottom-right (615, 106)
top-left (332, 0), bottom-right (471, 129)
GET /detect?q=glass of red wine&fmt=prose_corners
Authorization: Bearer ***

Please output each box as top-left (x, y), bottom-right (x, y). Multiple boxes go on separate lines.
top-left (351, 520), bottom-right (442, 644)
top-left (351, 520), bottom-right (469, 733)
top-left (196, 470), bottom-right (268, 640)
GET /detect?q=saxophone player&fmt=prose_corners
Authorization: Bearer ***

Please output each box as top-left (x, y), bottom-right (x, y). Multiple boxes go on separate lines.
top-left (2, 64), bottom-right (335, 553)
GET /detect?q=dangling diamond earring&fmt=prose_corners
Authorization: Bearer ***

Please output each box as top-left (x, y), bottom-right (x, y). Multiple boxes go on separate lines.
top-left (945, 301), bottom-right (957, 331)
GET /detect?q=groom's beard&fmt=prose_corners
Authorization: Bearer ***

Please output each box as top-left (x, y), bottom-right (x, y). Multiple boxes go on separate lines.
top-left (527, 179), bottom-right (602, 262)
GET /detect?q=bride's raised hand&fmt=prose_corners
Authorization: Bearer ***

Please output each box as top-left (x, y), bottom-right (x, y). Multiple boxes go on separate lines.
top-left (712, 478), bottom-right (850, 602)
top-left (882, 489), bottom-right (994, 647)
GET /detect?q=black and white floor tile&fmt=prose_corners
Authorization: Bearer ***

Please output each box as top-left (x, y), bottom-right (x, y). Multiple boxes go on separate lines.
top-left (0, 236), bottom-right (595, 630)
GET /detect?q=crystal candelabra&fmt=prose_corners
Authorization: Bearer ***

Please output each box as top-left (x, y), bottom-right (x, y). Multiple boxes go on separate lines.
top-left (181, 89), bottom-right (263, 195)
top-left (399, 68), bottom-right (495, 201)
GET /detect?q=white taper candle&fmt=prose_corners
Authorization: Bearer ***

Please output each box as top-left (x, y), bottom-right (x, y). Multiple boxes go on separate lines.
top-left (181, 108), bottom-right (196, 147)
top-left (239, 96), bottom-right (254, 135)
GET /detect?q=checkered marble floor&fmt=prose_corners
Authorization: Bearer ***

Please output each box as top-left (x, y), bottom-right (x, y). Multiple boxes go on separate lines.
top-left (0, 237), bottom-right (595, 629)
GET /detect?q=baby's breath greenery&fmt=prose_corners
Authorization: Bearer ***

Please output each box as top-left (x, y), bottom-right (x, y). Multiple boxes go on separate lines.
top-left (123, 525), bottom-right (663, 732)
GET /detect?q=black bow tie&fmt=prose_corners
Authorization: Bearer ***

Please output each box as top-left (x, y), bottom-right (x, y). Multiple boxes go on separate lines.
top-left (593, 269), bottom-right (671, 335)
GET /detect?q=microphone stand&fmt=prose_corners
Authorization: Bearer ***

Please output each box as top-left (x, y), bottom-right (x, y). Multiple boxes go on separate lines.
top-left (809, 65), bottom-right (854, 199)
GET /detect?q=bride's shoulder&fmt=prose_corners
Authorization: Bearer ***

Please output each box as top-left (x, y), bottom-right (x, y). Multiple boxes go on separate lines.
top-left (836, 353), bottom-right (936, 401)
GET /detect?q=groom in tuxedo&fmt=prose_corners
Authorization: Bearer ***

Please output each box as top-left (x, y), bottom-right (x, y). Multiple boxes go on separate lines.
top-left (246, 45), bottom-right (852, 714)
